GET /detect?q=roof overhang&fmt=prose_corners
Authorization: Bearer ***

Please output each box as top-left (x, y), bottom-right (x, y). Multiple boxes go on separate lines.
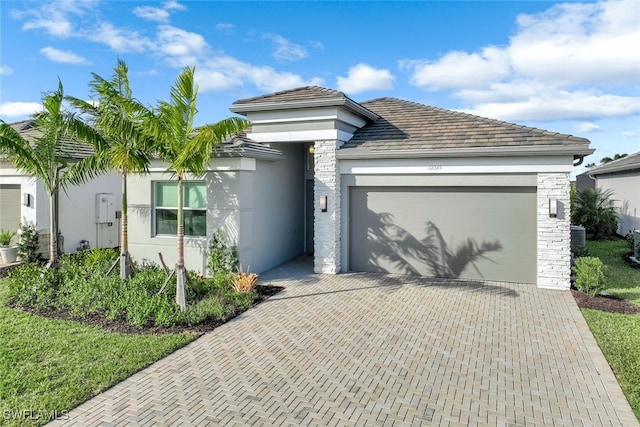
top-left (336, 145), bottom-right (595, 160)
top-left (231, 97), bottom-right (379, 122)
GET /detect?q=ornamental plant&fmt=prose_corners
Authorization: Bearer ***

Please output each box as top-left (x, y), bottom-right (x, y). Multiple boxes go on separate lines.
top-left (573, 256), bottom-right (607, 297)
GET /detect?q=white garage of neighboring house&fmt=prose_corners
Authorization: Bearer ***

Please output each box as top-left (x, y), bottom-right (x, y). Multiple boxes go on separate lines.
top-left (0, 120), bottom-right (121, 257)
top-left (127, 86), bottom-right (593, 290)
top-left (588, 151), bottom-right (640, 235)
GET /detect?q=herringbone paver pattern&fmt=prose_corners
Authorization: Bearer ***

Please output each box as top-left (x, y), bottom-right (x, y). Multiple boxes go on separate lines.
top-left (49, 257), bottom-right (638, 426)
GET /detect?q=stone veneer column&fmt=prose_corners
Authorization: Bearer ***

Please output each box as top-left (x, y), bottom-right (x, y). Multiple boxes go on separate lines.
top-left (314, 139), bottom-right (344, 273)
top-left (537, 173), bottom-right (571, 289)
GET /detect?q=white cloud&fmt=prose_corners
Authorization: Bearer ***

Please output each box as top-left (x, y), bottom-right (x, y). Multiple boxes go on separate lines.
top-left (215, 23), bottom-right (235, 34)
top-left (0, 66), bottom-right (13, 75)
top-left (197, 56), bottom-right (323, 93)
top-left (402, 0), bottom-right (640, 121)
top-left (0, 102), bottom-right (43, 119)
top-left (401, 47), bottom-right (510, 91)
top-left (622, 130), bottom-right (638, 137)
top-left (86, 23), bottom-right (152, 53)
top-left (156, 25), bottom-right (209, 65)
top-left (163, 0), bottom-right (186, 11)
top-left (133, 6), bottom-right (170, 23)
top-left (14, 0), bottom-right (98, 38)
top-left (336, 64), bottom-right (395, 94)
top-left (466, 89), bottom-right (640, 122)
top-left (263, 34), bottom-right (308, 62)
top-left (39, 47), bottom-right (91, 64)
top-left (508, 0), bottom-right (640, 86)
top-left (576, 122), bottom-right (603, 133)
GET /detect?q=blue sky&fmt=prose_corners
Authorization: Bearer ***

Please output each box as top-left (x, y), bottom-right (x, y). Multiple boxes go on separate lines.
top-left (1, 0), bottom-right (638, 174)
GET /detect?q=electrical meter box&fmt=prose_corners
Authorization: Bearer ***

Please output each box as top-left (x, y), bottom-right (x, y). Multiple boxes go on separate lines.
top-left (96, 193), bottom-right (116, 224)
top-left (95, 193), bottom-right (118, 248)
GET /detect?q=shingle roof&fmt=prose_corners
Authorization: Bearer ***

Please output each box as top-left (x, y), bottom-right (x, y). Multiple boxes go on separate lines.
top-left (233, 86), bottom-right (347, 105)
top-left (7, 120), bottom-right (95, 159)
top-left (341, 98), bottom-right (592, 154)
top-left (231, 86), bottom-right (379, 121)
top-left (589, 151), bottom-right (640, 175)
top-left (214, 132), bottom-right (284, 160)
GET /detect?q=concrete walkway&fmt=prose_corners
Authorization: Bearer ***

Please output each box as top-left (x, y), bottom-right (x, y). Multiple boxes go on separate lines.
top-left (51, 257), bottom-right (638, 426)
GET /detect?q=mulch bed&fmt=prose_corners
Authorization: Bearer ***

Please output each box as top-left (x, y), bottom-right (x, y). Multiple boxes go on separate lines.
top-left (8, 285), bottom-right (283, 335)
top-left (572, 288), bottom-right (640, 315)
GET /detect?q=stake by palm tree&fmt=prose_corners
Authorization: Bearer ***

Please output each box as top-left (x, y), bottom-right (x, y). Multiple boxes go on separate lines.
top-left (146, 66), bottom-right (248, 310)
top-left (0, 80), bottom-right (104, 268)
top-left (68, 59), bottom-right (153, 279)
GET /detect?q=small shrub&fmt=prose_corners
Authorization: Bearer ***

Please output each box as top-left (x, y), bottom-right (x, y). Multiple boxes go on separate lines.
top-left (573, 256), bottom-right (607, 297)
top-left (207, 230), bottom-right (238, 276)
top-left (571, 245), bottom-right (590, 258)
top-left (230, 267), bottom-right (258, 293)
top-left (16, 221), bottom-right (40, 262)
top-left (6, 263), bottom-right (60, 309)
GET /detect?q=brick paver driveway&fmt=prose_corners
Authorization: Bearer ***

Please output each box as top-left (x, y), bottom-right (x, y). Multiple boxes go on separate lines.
top-left (51, 257), bottom-right (638, 426)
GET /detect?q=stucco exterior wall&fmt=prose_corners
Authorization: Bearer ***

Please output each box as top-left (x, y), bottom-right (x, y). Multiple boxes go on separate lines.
top-left (0, 162), bottom-right (120, 255)
top-left (537, 173), bottom-right (571, 289)
top-left (248, 143), bottom-right (305, 273)
top-left (596, 172), bottom-right (640, 234)
top-left (127, 161), bottom-right (243, 275)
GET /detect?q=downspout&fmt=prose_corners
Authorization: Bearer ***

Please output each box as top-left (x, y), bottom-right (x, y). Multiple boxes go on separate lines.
top-left (573, 155), bottom-right (585, 167)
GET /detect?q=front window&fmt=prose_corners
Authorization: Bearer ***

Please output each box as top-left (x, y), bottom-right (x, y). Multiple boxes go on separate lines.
top-left (154, 181), bottom-right (206, 237)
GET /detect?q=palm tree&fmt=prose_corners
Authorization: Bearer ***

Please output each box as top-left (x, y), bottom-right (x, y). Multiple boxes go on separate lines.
top-left (572, 188), bottom-right (618, 240)
top-left (146, 66), bottom-right (248, 310)
top-left (68, 60), bottom-right (153, 279)
top-left (0, 80), bottom-right (104, 268)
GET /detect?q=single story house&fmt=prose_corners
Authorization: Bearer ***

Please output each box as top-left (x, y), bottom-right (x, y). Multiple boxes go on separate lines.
top-left (0, 120), bottom-right (121, 256)
top-left (589, 151), bottom-right (640, 235)
top-left (127, 86), bottom-right (593, 289)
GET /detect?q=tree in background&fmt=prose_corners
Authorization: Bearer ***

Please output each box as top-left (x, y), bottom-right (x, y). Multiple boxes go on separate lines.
top-left (0, 81), bottom-right (104, 268)
top-left (571, 188), bottom-right (618, 240)
top-left (145, 66), bottom-right (248, 310)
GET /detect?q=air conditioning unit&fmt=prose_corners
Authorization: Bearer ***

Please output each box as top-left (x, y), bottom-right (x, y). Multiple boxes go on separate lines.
top-left (570, 225), bottom-right (586, 247)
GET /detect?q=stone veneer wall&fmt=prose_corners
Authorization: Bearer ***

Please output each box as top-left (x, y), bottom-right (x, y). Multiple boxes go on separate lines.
top-left (314, 139), bottom-right (344, 273)
top-left (537, 173), bottom-right (571, 289)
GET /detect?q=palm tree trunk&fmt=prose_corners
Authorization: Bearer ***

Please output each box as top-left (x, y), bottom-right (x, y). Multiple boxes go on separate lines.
top-left (46, 187), bottom-right (59, 269)
top-left (175, 175), bottom-right (186, 310)
top-left (119, 173), bottom-right (130, 279)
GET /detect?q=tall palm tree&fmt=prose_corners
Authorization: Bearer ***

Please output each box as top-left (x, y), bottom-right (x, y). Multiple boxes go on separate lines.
top-left (68, 60), bottom-right (153, 279)
top-left (0, 80), bottom-right (104, 268)
top-left (146, 66), bottom-right (248, 310)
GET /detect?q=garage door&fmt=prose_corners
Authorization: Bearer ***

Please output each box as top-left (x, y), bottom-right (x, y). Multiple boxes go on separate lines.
top-left (349, 186), bottom-right (537, 284)
top-left (0, 184), bottom-right (21, 234)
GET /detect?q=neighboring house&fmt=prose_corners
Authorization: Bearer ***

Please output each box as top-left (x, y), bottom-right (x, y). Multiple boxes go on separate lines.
top-left (0, 120), bottom-right (121, 256)
top-left (575, 170), bottom-right (596, 192)
top-left (127, 86), bottom-right (593, 290)
top-left (589, 151), bottom-right (640, 235)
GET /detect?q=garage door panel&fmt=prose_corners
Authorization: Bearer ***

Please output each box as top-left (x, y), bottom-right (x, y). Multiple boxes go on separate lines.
top-left (0, 184), bottom-right (21, 234)
top-left (350, 187), bottom-right (536, 284)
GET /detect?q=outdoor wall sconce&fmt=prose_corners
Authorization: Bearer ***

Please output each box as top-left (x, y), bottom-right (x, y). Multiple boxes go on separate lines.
top-left (320, 196), bottom-right (328, 212)
top-left (549, 198), bottom-right (558, 217)
top-left (22, 193), bottom-right (31, 207)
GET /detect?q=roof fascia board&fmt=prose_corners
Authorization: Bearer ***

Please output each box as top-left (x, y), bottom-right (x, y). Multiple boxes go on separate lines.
top-left (337, 146), bottom-right (595, 160)
top-left (231, 97), bottom-right (379, 122)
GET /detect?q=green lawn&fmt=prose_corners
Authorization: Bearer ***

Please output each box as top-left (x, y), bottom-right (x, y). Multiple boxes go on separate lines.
top-left (0, 283), bottom-right (197, 427)
top-left (584, 239), bottom-right (640, 421)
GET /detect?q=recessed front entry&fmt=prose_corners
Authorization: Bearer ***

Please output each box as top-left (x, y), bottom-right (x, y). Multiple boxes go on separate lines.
top-left (349, 186), bottom-right (537, 284)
